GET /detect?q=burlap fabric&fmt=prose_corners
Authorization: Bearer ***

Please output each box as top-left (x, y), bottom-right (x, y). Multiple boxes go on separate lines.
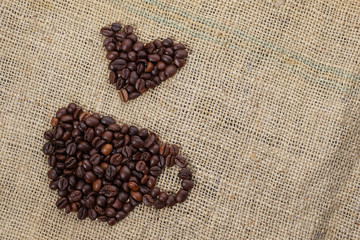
top-left (1, 0), bottom-right (360, 239)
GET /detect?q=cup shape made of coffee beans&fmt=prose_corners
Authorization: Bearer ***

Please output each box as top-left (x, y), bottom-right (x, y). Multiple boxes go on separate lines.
top-left (43, 103), bottom-right (194, 226)
top-left (100, 23), bottom-right (188, 102)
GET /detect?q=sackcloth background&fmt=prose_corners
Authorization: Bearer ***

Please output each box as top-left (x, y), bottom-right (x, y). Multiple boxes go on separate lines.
top-left (1, 0), bottom-right (360, 239)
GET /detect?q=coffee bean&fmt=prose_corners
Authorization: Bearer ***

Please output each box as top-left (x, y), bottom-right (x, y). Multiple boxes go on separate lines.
top-left (154, 199), bottom-right (166, 209)
top-left (56, 108), bottom-right (67, 119)
top-left (47, 169), bottom-right (58, 180)
top-left (142, 194), bottom-right (154, 207)
top-left (130, 191), bottom-right (142, 202)
top-left (69, 190), bottom-right (82, 202)
top-left (178, 168), bottom-right (192, 180)
top-left (121, 203), bottom-right (133, 215)
top-left (181, 180), bottom-right (194, 191)
top-left (175, 189), bottom-right (188, 203)
top-left (101, 143), bottom-right (113, 155)
top-left (43, 104), bottom-right (193, 224)
top-left (162, 38), bottom-right (173, 47)
top-left (147, 176), bottom-right (156, 189)
top-left (58, 178), bottom-right (68, 190)
top-left (158, 192), bottom-right (168, 202)
top-left (128, 181), bottom-right (139, 191)
top-left (56, 197), bottom-right (69, 209)
top-left (165, 65), bottom-right (177, 77)
top-left (111, 22), bottom-right (122, 32)
top-left (50, 117), bottom-right (59, 127)
top-left (119, 89), bottom-right (129, 102)
top-left (43, 142), bottom-right (54, 155)
top-left (166, 195), bottom-right (176, 207)
top-left (175, 155), bottom-right (188, 168)
top-left (100, 27), bottom-right (113, 37)
top-left (85, 171), bottom-right (96, 183)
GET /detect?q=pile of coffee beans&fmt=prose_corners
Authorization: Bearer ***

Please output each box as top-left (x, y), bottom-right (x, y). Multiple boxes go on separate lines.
top-left (100, 23), bottom-right (188, 101)
top-left (43, 103), bottom-right (193, 225)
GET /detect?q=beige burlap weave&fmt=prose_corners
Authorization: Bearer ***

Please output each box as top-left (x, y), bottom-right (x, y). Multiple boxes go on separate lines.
top-left (1, 0), bottom-right (360, 239)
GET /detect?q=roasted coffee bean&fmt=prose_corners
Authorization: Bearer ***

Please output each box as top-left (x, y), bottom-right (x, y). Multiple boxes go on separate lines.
top-left (154, 199), bottom-right (166, 209)
top-left (56, 197), bottom-right (69, 209)
top-left (158, 192), bottom-right (168, 202)
top-left (58, 178), bottom-right (68, 191)
top-left (175, 155), bottom-right (188, 168)
top-left (69, 190), bottom-right (82, 202)
top-left (150, 166), bottom-right (162, 177)
top-left (101, 143), bottom-right (113, 155)
top-left (176, 189), bottom-right (188, 203)
top-left (122, 203), bottom-right (133, 214)
top-left (99, 185), bottom-right (118, 197)
top-left (43, 104), bottom-right (193, 224)
top-left (77, 207), bottom-right (88, 220)
top-left (181, 180), bottom-right (194, 191)
top-left (43, 142), bottom-right (54, 155)
top-left (100, 24), bottom-right (187, 101)
top-left (147, 176), bottom-right (156, 189)
top-left (50, 117), bottom-right (59, 127)
top-left (166, 195), bottom-right (176, 207)
top-left (178, 168), bottom-right (192, 180)
top-left (85, 171), bottom-right (96, 183)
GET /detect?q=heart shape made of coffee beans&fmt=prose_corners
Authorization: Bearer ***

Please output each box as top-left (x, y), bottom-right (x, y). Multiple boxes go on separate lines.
top-left (43, 103), bottom-right (194, 226)
top-left (100, 23), bottom-right (188, 102)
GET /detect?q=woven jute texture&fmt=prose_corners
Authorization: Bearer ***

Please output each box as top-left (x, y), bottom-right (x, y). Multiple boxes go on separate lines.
top-left (1, 0), bottom-right (360, 239)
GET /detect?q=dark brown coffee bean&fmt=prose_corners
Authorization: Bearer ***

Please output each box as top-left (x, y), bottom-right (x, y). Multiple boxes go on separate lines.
top-left (58, 189), bottom-right (67, 197)
top-left (84, 128), bottom-right (95, 142)
top-left (99, 185), bottom-right (118, 197)
top-left (43, 142), bottom-right (54, 155)
top-left (165, 65), bottom-right (177, 77)
top-left (44, 131), bottom-right (53, 141)
top-left (61, 115), bottom-right (74, 123)
top-left (127, 33), bottom-right (138, 42)
top-left (162, 38), bottom-right (173, 47)
top-left (115, 211), bottom-right (127, 221)
top-left (65, 157), bottom-right (77, 169)
top-left (158, 192), bottom-right (168, 202)
top-left (147, 176), bottom-right (156, 189)
top-left (176, 189), bottom-right (188, 203)
top-left (109, 153), bottom-right (122, 166)
top-left (77, 207), bottom-right (88, 220)
top-left (82, 159), bottom-right (92, 171)
top-left (65, 204), bottom-right (72, 214)
top-left (144, 134), bottom-right (155, 148)
top-left (154, 199), bottom-right (166, 209)
top-left (122, 203), bottom-right (133, 214)
top-left (68, 175), bottom-right (77, 186)
top-left (175, 49), bottom-right (188, 59)
top-left (150, 166), bottom-right (161, 177)
top-left (47, 169), bottom-right (58, 180)
top-left (121, 146), bottom-right (132, 158)
top-left (56, 108), bottom-right (67, 119)
top-left (181, 180), bottom-right (194, 191)
top-left (129, 92), bottom-right (141, 100)
top-left (111, 22), bottom-right (122, 32)
top-left (58, 178), bottom-right (68, 190)
top-left (132, 42), bottom-right (143, 51)
top-left (128, 181), bottom-right (139, 191)
top-left (88, 208), bottom-right (98, 220)
top-left (85, 171), bottom-right (96, 183)
top-left (67, 103), bottom-right (77, 114)
top-left (56, 197), bottom-right (69, 209)
top-left (159, 71), bottom-right (167, 81)
top-left (78, 141), bottom-right (91, 152)
top-left (104, 207), bottom-right (116, 218)
top-left (160, 55), bottom-right (173, 65)
top-left (170, 145), bottom-right (179, 156)
top-left (165, 155), bottom-right (175, 167)
top-left (150, 187), bottom-right (160, 198)
top-left (121, 39), bottom-right (132, 52)
top-left (148, 54), bottom-right (160, 62)
top-left (69, 190), bottom-right (82, 202)
top-left (84, 116), bottom-right (99, 127)
top-left (130, 190), bottom-right (143, 202)
top-left (98, 215), bottom-right (108, 222)
top-left (178, 168), bottom-right (192, 180)
top-left (173, 43), bottom-right (185, 50)
top-left (134, 161), bottom-right (146, 173)
top-left (142, 194), bottom-right (154, 207)
top-left (105, 42), bottom-right (116, 52)
top-left (175, 155), bottom-right (188, 168)
top-left (118, 191), bottom-right (129, 202)
top-left (105, 165), bottom-right (116, 180)
top-left (100, 27), bottom-right (113, 37)
top-left (135, 79), bottom-right (146, 93)
top-left (119, 166), bottom-right (131, 181)
top-left (159, 143), bottom-right (170, 156)
top-left (166, 195), bottom-right (176, 207)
